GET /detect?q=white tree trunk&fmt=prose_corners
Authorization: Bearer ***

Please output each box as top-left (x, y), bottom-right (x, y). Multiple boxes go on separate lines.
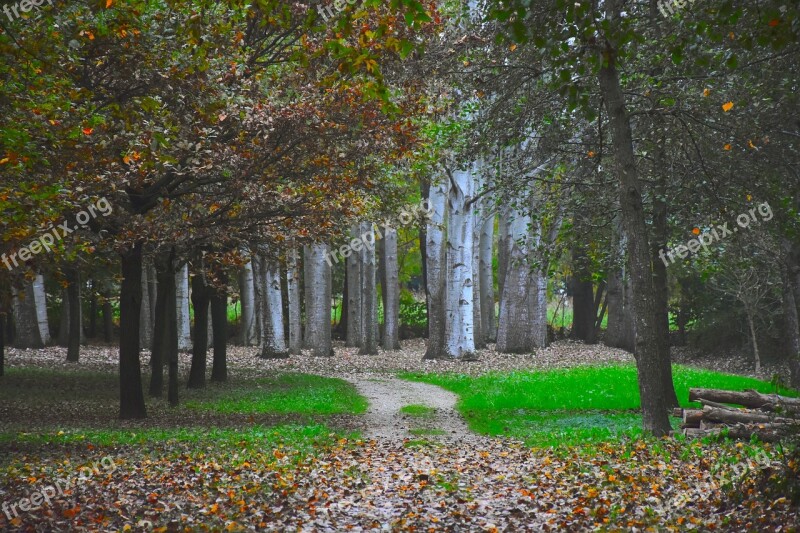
top-left (360, 221), bottom-right (379, 355)
top-left (239, 260), bottom-right (257, 346)
top-left (424, 177), bottom-right (448, 359)
top-left (497, 205), bottom-right (513, 315)
top-left (304, 244), bottom-right (333, 357)
top-left (479, 211), bottom-right (496, 343)
top-left (12, 274), bottom-right (50, 348)
top-left (346, 223), bottom-right (363, 348)
top-left (529, 212), bottom-right (548, 349)
top-left (259, 257), bottom-right (288, 358)
top-left (444, 165), bottom-right (476, 359)
top-left (381, 227), bottom-right (401, 350)
top-left (175, 264), bottom-right (192, 351)
top-left (496, 207), bottom-right (533, 353)
top-left (286, 247), bottom-right (303, 354)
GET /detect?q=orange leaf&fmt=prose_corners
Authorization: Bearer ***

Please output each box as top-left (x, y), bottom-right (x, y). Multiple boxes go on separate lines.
top-left (721, 101), bottom-right (734, 112)
top-left (106, 0), bottom-right (113, 7)
top-left (587, 151), bottom-right (595, 158)
top-left (692, 228), bottom-right (700, 235)
top-left (703, 88), bottom-right (710, 97)
top-left (82, 127), bottom-right (93, 135)
top-left (768, 18), bottom-right (780, 27)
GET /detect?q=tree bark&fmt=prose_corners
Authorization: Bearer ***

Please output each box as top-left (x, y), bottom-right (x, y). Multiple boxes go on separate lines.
top-left (259, 256), bottom-right (288, 358)
top-left (238, 260), bottom-right (257, 346)
top-left (102, 286), bottom-right (114, 343)
top-left (496, 206), bottom-right (533, 353)
top-left (187, 265), bottom-right (210, 388)
top-left (359, 222), bottom-right (379, 355)
top-left (381, 227), bottom-right (401, 350)
top-left (88, 280), bottom-right (98, 338)
top-left (287, 247), bottom-right (303, 354)
top-left (66, 267), bottom-right (81, 362)
top-left (210, 271), bottom-right (228, 381)
top-left (424, 177), bottom-right (448, 359)
top-left (119, 243), bottom-right (147, 419)
top-left (12, 274), bottom-right (50, 348)
top-left (444, 164), bottom-right (476, 359)
top-left (149, 250), bottom-right (175, 398)
top-left (304, 244), bottom-right (333, 356)
top-left (689, 388), bottom-right (800, 409)
top-left (479, 211), bottom-right (495, 343)
top-left (346, 224), bottom-right (364, 348)
top-left (139, 259), bottom-right (154, 351)
top-left (571, 247), bottom-right (595, 342)
top-left (472, 208), bottom-right (484, 349)
top-left (746, 309), bottom-right (762, 374)
top-left (175, 264), bottom-right (192, 351)
top-left (598, 42), bottom-right (671, 435)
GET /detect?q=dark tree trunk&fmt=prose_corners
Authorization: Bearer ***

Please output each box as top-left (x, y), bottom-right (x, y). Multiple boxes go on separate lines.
top-left (337, 265), bottom-right (349, 339)
top-left (119, 243), bottom-right (147, 419)
top-left (149, 250), bottom-right (176, 398)
top-left (210, 271), bottom-right (228, 383)
top-left (571, 248), bottom-right (595, 342)
top-left (88, 281), bottom-right (98, 338)
top-left (651, 173), bottom-right (679, 408)
top-left (599, 45), bottom-right (671, 436)
top-left (782, 268), bottom-right (800, 388)
top-left (0, 312), bottom-right (5, 377)
top-left (103, 288), bottom-right (114, 343)
top-left (167, 270), bottom-right (179, 407)
top-left (66, 267), bottom-right (81, 362)
top-left (187, 266), bottom-right (210, 389)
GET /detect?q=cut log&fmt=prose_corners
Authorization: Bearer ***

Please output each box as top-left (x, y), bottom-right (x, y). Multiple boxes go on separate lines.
top-left (682, 409), bottom-right (704, 427)
top-left (689, 388), bottom-right (800, 410)
top-left (702, 405), bottom-right (795, 426)
top-left (683, 423), bottom-right (795, 443)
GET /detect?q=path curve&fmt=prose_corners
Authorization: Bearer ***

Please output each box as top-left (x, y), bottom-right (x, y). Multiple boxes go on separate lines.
top-left (344, 374), bottom-right (475, 440)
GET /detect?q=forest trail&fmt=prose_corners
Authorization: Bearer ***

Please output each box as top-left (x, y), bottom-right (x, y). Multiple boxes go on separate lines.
top-left (345, 375), bottom-right (475, 440)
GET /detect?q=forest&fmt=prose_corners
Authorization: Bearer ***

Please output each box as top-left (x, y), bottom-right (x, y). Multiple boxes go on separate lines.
top-left (1, 0), bottom-right (799, 530)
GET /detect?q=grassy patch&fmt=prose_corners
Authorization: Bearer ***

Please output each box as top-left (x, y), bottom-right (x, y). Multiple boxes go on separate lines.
top-left (399, 404), bottom-right (435, 417)
top-left (185, 373), bottom-right (367, 416)
top-left (400, 365), bottom-right (795, 447)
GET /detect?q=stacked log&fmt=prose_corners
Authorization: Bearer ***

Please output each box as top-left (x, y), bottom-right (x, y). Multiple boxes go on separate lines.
top-left (675, 388), bottom-right (800, 442)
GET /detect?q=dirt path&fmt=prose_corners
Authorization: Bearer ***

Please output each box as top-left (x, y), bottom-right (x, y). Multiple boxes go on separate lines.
top-left (344, 374), bottom-right (476, 440)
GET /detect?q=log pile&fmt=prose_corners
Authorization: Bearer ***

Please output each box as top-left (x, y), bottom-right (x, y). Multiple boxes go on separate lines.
top-left (675, 388), bottom-right (800, 442)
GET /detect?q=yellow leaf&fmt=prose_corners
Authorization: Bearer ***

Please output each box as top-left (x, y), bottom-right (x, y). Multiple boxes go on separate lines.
top-left (723, 144), bottom-right (732, 150)
top-left (0, 158), bottom-right (9, 165)
top-left (748, 139), bottom-right (756, 149)
top-left (729, 32), bottom-right (735, 40)
top-left (123, 155), bottom-right (131, 165)
top-left (721, 101), bottom-right (734, 112)
top-left (703, 88), bottom-right (710, 97)
top-left (746, 194), bottom-right (752, 201)
top-left (509, 44), bottom-right (517, 51)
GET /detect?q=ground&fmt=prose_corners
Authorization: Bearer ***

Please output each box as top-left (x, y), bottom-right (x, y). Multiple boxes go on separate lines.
top-left (0, 340), bottom-right (797, 531)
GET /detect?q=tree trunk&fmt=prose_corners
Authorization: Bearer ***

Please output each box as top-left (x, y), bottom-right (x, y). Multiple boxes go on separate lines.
top-left (150, 250), bottom-right (175, 398)
top-left (12, 274), bottom-right (50, 348)
top-left (381, 227), bottom-right (401, 350)
top-left (88, 280), bottom-right (98, 338)
top-left (746, 309), bottom-right (762, 374)
top-left (211, 271), bottom-right (228, 381)
top-left (782, 246), bottom-right (800, 388)
top-left (66, 267), bottom-right (81, 362)
top-left (187, 265), bottom-right (210, 388)
top-left (479, 211), bottom-right (495, 343)
top-left (444, 165), bottom-right (476, 359)
top-left (259, 256), bottom-right (288, 358)
top-left (166, 268), bottom-right (179, 407)
top-left (571, 247), bottom-right (595, 342)
top-left (102, 287), bottom-right (114, 343)
top-left (497, 205), bottom-right (512, 314)
top-left (497, 206), bottom-right (534, 353)
top-left (175, 264), bottom-right (192, 351)
top-left (360, 222), bottom-right (379, 355)
top-left (239, 260), bottom-right (257, 346)
top-left (0, 311), bottom-right (4, 377)
top-left (119, 243), bottom-right (147, 419)
top-left (599, 48), bottom-right (671, 436)
top-left (304, 244), bottom-right (333, 356)
top-left (472, 208), bottom-right (484, 349)
top-left (424, 177), bottom-right (448, 359)
top-left (140, 260), bottom-right (154, 351)
top-left (346, 224), bottom-right (364, 348)
top-left (287, 247), bottom-right (303, 354)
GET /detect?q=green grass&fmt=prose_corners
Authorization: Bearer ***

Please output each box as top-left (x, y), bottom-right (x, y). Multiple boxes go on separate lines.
top-left (184, 373), bottom-right (367, 415)
top-left (400, 365), bottom-right (796, 447)
top-left (399, 404), bottom-right (435, 417)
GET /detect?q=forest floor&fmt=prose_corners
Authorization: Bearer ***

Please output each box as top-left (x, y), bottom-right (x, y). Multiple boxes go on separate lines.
top-left (1, 339), bottom-right (798, 530)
